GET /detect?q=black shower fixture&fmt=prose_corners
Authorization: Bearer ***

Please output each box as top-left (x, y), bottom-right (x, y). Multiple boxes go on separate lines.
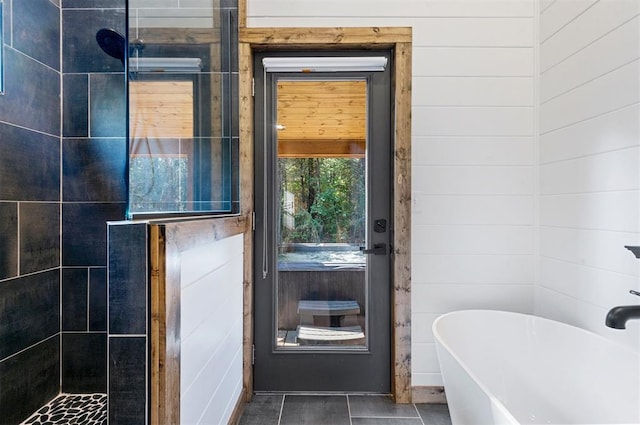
top-left (96, 28), bottom-right (125, 65)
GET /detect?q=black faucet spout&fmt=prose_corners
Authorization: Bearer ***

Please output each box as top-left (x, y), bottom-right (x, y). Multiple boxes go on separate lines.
top-left (606, 305), bottom-right (640, 329)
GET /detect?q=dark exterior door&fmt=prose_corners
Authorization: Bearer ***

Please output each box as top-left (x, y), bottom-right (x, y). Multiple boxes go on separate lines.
top-left (253, 51), bottom-right (392, 392)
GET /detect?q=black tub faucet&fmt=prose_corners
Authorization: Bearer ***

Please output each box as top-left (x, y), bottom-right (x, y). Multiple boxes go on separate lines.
top-left (606, 290), bottom-right (640, 329)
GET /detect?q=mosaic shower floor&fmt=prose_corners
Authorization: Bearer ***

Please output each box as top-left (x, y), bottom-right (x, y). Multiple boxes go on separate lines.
top-left (20, 393), bottom-right (107, 425)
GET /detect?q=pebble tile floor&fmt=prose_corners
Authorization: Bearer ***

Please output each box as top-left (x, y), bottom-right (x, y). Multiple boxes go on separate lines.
top-left (239, 394), bottom-right (452, 425)
top-left (20, 393), bottom-right (107, 425)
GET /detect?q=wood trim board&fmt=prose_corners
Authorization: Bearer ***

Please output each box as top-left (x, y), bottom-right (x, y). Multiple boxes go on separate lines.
top-left (239, 26), bottom-right (412, 403)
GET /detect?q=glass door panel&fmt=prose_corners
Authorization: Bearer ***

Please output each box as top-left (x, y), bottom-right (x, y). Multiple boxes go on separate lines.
top-left (275, 80), bottom-right (368, 350)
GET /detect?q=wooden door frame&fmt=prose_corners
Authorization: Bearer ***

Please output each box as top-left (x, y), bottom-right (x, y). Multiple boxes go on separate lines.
top-left (239, 26), bottom-right (412, 402)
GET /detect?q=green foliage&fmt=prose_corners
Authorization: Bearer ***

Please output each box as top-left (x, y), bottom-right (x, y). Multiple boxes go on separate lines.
top-left (129, 156), bottom-right (188, 212)
top-left (279, 157), bottom-right (365, 244)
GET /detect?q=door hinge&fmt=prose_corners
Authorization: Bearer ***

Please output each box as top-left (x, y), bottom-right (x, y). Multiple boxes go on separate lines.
top-left (251, 78), bottom-right (255, 97)
top-left (252, 211), bottom-right (256, 231)
top-left (252, 344), bottom-right (256, 365)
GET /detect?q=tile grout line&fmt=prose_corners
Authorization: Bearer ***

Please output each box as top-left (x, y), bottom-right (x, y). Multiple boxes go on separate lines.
top-left (277, 394), bottom-right (286, 425)
top-left (413, 403), bottom-right (427, 425)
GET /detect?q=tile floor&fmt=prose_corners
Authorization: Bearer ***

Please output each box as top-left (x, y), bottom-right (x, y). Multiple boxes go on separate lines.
top-left (20, 393), bottom-right (107, 425)
top-left (239, 394), bottom-right (452, 425)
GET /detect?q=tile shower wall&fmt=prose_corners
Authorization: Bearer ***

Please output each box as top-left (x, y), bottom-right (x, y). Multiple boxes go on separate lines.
top-left (60, 0), bottom-right (127, 394)
top-left (537, 0), bottom-right (640, 348)
top-left (247, 0), bottom-right (537, 387)
top-left (107, 222), bottom-right (148, 425)
top-left (0, 0), bottom-right (61, 422)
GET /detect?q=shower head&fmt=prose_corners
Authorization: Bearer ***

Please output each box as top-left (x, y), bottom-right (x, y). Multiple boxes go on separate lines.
top-left (96, 28), bottom-right (125, 64)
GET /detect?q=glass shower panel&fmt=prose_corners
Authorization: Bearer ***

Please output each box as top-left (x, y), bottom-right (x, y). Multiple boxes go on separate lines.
top-left (127, 0), bottom-right (238, 217)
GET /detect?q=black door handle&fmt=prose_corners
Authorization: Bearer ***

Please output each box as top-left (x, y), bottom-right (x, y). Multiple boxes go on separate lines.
top-left (360, 243), bottom-right (387, 255)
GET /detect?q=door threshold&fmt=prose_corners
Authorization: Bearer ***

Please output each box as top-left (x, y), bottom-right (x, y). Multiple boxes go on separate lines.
top-left (252, 391), bottom-right (393, 396)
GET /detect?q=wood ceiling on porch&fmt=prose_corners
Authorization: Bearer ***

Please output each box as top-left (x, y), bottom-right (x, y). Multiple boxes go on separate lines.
top-left (276, 80), bottom-right (366, 158)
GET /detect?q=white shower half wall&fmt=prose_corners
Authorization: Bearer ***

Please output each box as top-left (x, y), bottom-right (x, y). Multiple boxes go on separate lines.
top-left (180, 234), bottom-right (244, 425)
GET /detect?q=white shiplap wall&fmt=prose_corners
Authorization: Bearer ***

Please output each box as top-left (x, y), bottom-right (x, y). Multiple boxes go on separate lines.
top-left (247, 0), bottom-right (536, 387)
top-left (538, 0), bottom-right (640, 349)
top-left (180, 234), bottom-right (244, 425)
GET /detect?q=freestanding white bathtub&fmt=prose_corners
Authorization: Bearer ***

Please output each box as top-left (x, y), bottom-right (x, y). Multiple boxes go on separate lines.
top-left (433, 310), bottom-right (640, 425)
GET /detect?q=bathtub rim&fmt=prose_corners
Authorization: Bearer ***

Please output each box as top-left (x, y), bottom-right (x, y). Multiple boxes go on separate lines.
top-left (432, 309), bottom-right (640, 424)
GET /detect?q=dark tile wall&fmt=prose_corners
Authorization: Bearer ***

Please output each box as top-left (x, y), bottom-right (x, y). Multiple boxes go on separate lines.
top-left (60, 0), bottom-right (128, 394)
top-left (108, 337), bottom-right (147, 424)
top-left (107, 222), bottom-right (148, 425)
top-left (0, 337), bottom-right (60, 424)
top-left (0, 0), bottom-right (63, 422)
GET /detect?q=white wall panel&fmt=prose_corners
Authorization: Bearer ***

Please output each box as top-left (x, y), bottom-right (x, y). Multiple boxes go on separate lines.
top-left (414, 18), bottom-right (534, 47)
top-left (414, 47), bottom-right (534, 77)
top-left (412, 254), bottom-right (534, 285)
top-left (539, 256), bottom-right (639, 308)
top-left (413, 225), bottom-right (533, 255)
top-left (541, 16), bottom-right (640, 102)
top-left (540, 227), bottom-right (639, 276)
top-left (539, 0), bottom-right (598, 42)
top-left (413, 166), bottom-right (533, 195)
top-left (413, 283), bottom-right (533, 314)
top-left (538, 0), bottom-right (640, 353)
top-left (414, 77), bottom-right (534, 106)
top-left (415, 106), bottom-right (534, 136)
top-left (179, 234), bottom-right (244, 425)
top-left (413, 194), bottom-right (533, 225)
top-left (248, 0), bottom-right (534, 19)
top-left (535, 286), bottom-right (640, 349)
top-left (539, 148), bottom-right (639, 195)
top-left (539, 105), bottom-right (640, 164)
top-left (540, 61), bottom-right (640, 133)
top-left (540, 192), bottom-right (639, 233)
top-left (412, 312), bottom-right (440, 343)
top-left (412, 136), bottom-right (533, 165)
top-left (540, 0), bottom-right (640, 71)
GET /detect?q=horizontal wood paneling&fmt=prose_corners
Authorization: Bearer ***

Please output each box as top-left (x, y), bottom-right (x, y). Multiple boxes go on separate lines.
top-left (540, 226), bottom-right (639, 276)
top-left (540, 148), bottom-right (639, 195)
top-left (413, 165), bottom-right (533, 195)
top-left (540, 191), bottom-right (639, 233)
top-left (540, 60), bottom-right (640, 133)
top-left (540, 0), bottom-right (640, 71)
top-left (538, 0), bottom-right (640, 350)
top-left (541, 16), bottom-right (640, 102)
top-left (414, 77), bottom-right (534, 106)
top-left (412, 283), bottom-right (533, 314)
top-left (179, 234), bottom-right (244, 425)
top-left (413, 47), bottom-right (534, 76)
top-left (414, 106), bottom-right (534, 136)
top-left (539, 0), bottom-right (597, 42)
top-left (413, 194), bottom-right (533, 225)
top-left (151, 219), bottom-right (247, 425)
top-left (539, 105), bottom-right (640, 164)
top-left (413, 224), bottom-right (534, 255)
top-left (248, 0), bottom-right (534, 18)
top-left (412, 136), bottom-right (533, 166)
top-left (412, 254), bottom-right (534, 285)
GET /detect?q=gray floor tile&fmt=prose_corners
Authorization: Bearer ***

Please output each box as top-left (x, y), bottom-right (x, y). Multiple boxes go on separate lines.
top-left (238, 394), bottom-right (283, 425)
top-left (279, 395), bottom-right (350, 425)
top-left (415, 403), bottom-right (452, 425)
top-left (348, 395), bottom-right (419, 418)
top-left (352, 418), bottom-right (424, 425)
